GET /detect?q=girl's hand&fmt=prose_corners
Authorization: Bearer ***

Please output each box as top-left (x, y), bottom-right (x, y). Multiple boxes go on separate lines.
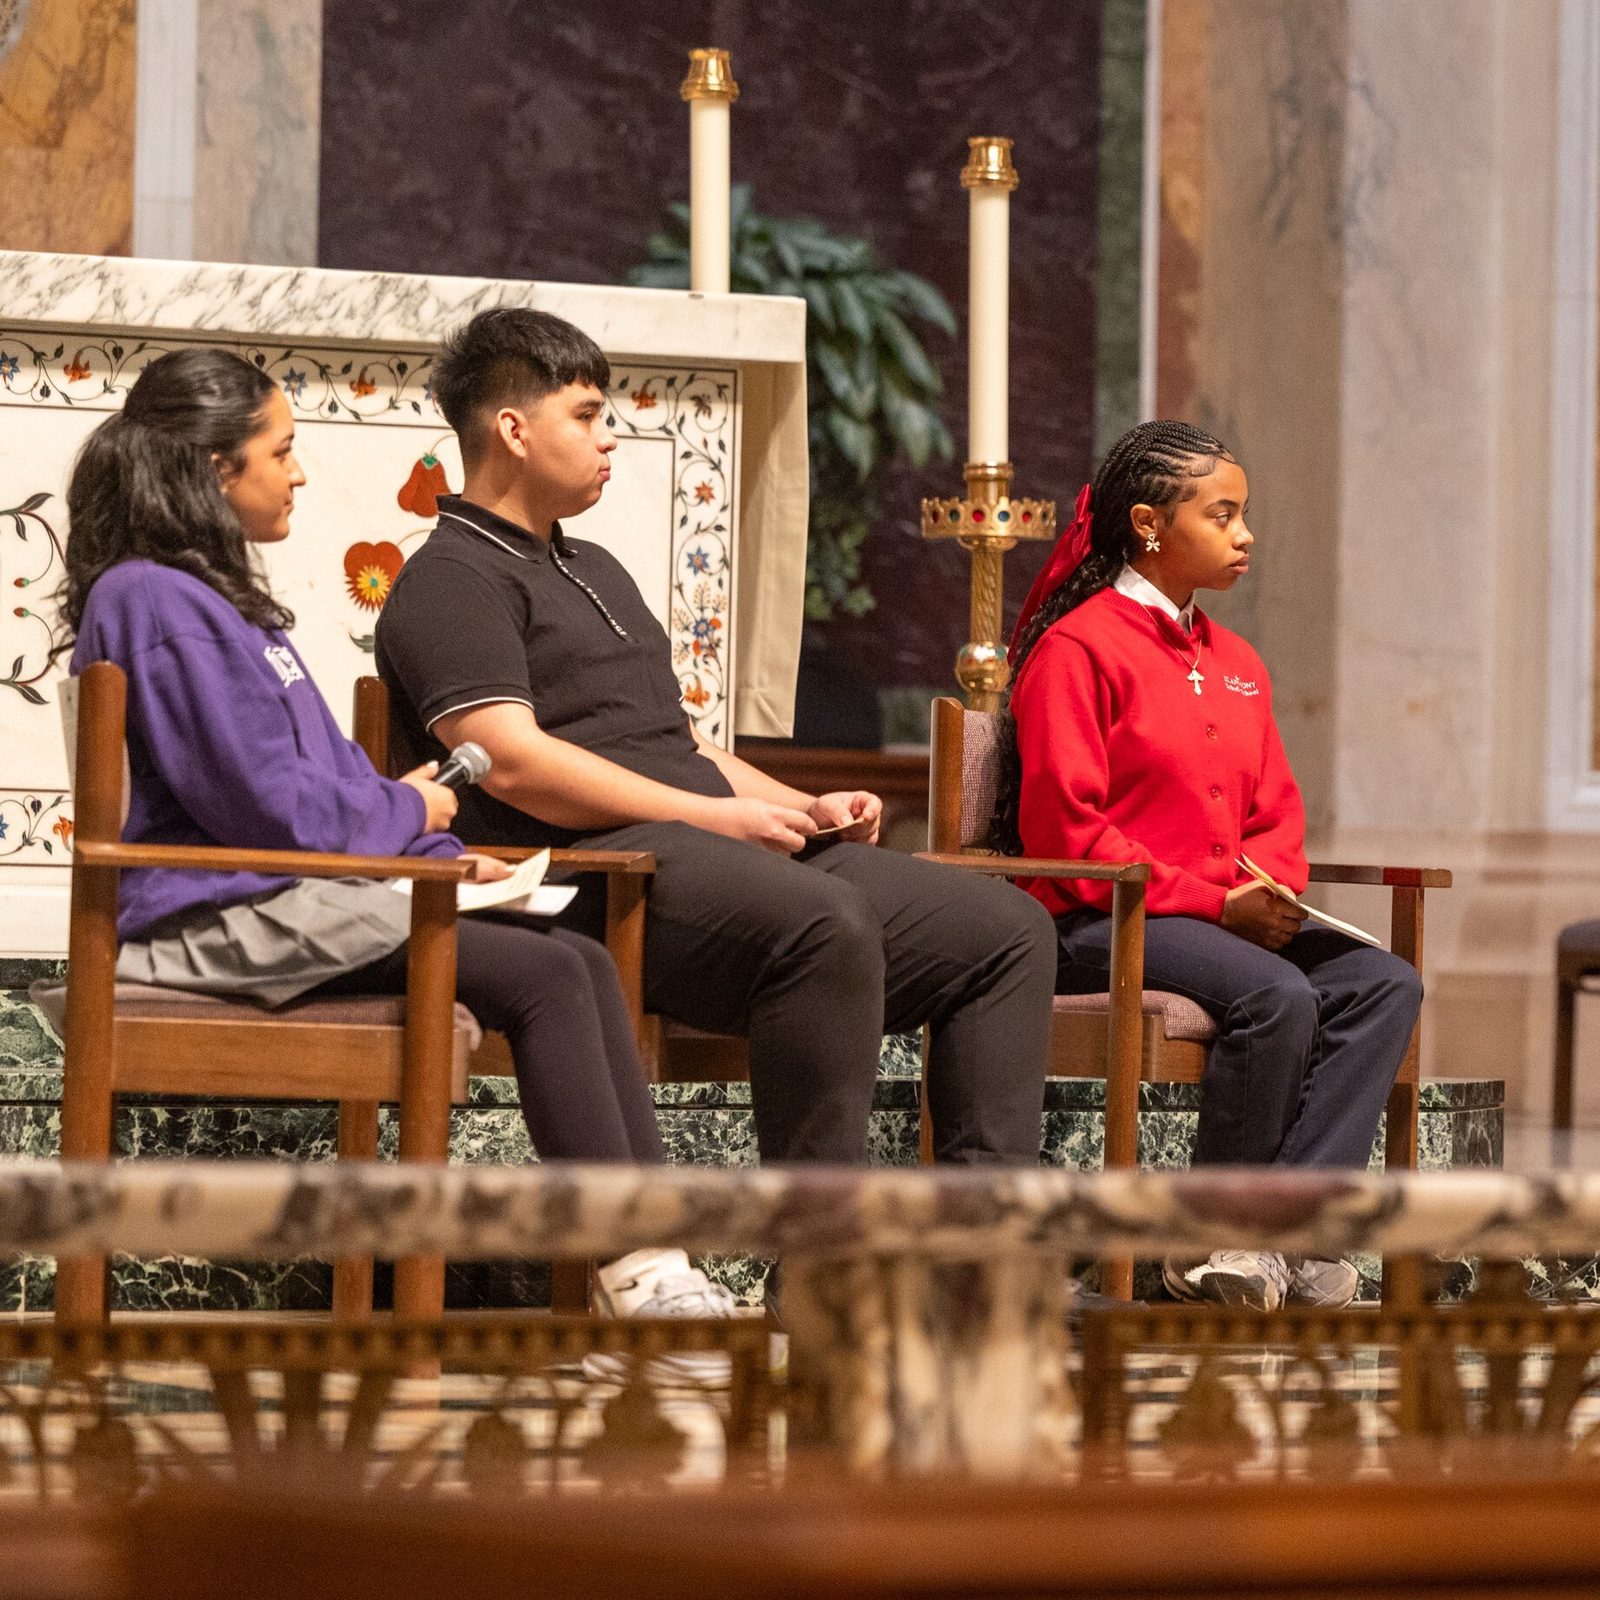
top-left (1222, 882), bottom-right (1307, 951)
top-left (399, 761), bottom-right (459, 833)
top-left (458, 852), bottom-right (512, 882)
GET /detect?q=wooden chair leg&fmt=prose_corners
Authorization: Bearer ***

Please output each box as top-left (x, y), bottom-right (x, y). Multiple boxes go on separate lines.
top-left (56, 675), bottom-right (125, 1328)
top-left (550, 1260), bottom-right (593, 1313)
top-left (1555, 972), bottom-right (1579, 1133)
top-left (918, 1027), bottom-right (934, 1165)
top-left (606, 873), bottom-right (653, 1075)
top-left (1102, 878), bottom-right (1147, 1302)
top-left (393, 881), bottom-right (456, 1331)
top-left (332, 1099), bottom-right (379, 1324)
top-left (1383, 886), bottom-right (1425, 1307)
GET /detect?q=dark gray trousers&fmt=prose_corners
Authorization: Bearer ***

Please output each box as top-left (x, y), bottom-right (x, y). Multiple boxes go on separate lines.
top-left (1056, 912), bottom-right (1422, 1168)
top-left (577, 824), bottom-right (1058, 1166)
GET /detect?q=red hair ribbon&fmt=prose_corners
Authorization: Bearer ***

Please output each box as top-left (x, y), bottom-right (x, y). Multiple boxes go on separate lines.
top-left (1010, 482), bottom-right (1092, 656)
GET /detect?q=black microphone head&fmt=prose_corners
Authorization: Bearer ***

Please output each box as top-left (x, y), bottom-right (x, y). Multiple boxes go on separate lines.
top-left (436, 741), bottom-right (492, 791)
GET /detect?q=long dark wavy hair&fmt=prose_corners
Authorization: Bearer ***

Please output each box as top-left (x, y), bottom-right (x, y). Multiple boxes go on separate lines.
top-left (56, 347), bottom-right (293, 646)
top-left (989, 420), bottom-right (1235, 853)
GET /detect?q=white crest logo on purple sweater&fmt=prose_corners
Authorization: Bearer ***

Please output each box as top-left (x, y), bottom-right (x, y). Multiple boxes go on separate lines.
top-left (263, 645), bottom-right (304, 689)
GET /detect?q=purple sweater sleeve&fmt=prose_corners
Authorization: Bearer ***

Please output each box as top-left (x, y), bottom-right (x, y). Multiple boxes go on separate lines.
top-left (128, 631), bottom-right (429, 857)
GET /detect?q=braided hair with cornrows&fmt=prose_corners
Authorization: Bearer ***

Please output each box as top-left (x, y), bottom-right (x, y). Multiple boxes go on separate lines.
top-left (988, 419), bottom-right (1235, 854)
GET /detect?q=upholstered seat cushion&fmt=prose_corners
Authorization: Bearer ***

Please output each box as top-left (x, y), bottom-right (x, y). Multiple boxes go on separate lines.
top-left (1052, 988), bottom-right (1216, 1043)
top-left (959, 709), bottom-right (1004, 848)
top-left (32, 982), bottom-right (483, 1051)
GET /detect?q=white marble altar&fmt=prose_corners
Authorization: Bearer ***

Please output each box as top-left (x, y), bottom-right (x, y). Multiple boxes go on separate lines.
top-left (0, 248), bottom-right (809, 956)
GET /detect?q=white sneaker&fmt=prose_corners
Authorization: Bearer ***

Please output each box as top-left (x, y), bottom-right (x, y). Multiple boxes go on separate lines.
top-left (582, 1248), bottom-right (737, 1388)
top-left (1162, 1250), bottom-right (1290, 1311)
top-left (1284, 1256), bottom-right (1361, 1309)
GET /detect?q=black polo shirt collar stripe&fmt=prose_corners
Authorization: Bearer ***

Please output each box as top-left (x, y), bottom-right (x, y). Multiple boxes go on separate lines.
top-left (438, 502), bottom-right (627, 639)
top-left (375, 495), bottom-right (732, 851)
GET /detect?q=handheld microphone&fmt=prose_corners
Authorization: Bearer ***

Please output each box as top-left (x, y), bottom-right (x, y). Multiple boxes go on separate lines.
top-left (434, 742), bottom-right (492, 793)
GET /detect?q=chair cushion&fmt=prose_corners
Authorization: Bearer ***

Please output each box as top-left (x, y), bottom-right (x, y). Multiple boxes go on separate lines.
top-left (31, 983), bottom-right (483, 1051)
top-left (1559, 920), bottom-right (1600, 958)
top-left (959, 708), bottom-right (1004, 847)
top-left (1052, 989), bottom-right (1217, 1043)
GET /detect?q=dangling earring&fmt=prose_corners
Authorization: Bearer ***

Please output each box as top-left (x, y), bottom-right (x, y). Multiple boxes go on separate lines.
top-left (1143, 530), bottom-right (1161, 553)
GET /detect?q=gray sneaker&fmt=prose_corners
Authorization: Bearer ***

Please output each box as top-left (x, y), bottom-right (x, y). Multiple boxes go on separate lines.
top-left (1162, 1250), bottom-right (1290, 1311)
top-left (583, 1248), bottom-right (737, 1388)
top-left (1284, 1256), bottom-right (1361, 1308)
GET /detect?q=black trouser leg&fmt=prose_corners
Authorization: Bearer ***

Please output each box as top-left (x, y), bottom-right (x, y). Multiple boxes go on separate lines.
top-left (578, 824), bottom-right (1055, 1165)
top-left (317, 915), bottom-right (663, 1163)
top-left (1057, 912), bottom-right (1419, 1168)
top-left (807, 844), bottom-right (1056, 1164)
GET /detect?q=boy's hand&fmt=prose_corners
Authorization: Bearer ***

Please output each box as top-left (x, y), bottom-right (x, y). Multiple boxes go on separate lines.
top-left (809, 791), bottom-right (882, 845)
top-left (1222, 882), bottom-right (1307, 951)
top-left (702, 797), bottom-right (817, 855)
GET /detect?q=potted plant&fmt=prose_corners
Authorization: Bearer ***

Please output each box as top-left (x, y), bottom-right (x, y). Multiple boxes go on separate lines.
top-left (631, 187), bottom-right (956, 628)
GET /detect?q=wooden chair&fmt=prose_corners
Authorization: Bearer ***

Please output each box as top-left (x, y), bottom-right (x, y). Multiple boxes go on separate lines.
top-left (52, 662), bottom-right (481, 1327)
top-left (923, 695), bottom-right (1450, 1298)
top-left (355, 675), bottom-right (676, 1311)
top-left (355, 677), bottom-right (744, 1086)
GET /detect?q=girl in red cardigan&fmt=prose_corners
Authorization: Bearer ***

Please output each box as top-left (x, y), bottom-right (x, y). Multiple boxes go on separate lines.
top-left (995, 421), bottom-right (1421, 1311)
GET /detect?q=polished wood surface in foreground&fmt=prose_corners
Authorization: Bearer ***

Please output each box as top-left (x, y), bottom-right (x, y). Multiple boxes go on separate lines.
top-left (4, 1464), bottom-right (1594, 1600)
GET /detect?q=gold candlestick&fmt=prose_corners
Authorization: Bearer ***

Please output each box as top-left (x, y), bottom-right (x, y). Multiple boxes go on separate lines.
top-left (922, 463), bottom-right (1055, 711)
top-left (680, 50), bottom-right (740, 295)
top-left (922, 138), bottom-right (1055, 713)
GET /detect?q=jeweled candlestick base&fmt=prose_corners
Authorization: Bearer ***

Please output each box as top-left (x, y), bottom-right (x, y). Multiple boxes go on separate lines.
top-left (921, 462), bottom-right (1056, 711)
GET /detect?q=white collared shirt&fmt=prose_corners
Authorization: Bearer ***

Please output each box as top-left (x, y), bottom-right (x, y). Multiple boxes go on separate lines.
top-left (1113, 564), bottom-right (1195, 632)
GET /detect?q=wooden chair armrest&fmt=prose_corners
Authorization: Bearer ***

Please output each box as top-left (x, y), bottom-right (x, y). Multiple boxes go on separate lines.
top-left (915, 852), bottom-right (1151, 883)
top-left (470, 846), bottom-right (657, 876)
top-left (1307, 863), bottom-right (1453, 890)
top-left (74, 840), bottom-right (476, 883)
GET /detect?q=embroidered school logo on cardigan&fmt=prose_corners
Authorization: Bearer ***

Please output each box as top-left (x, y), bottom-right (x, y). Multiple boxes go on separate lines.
top-left (1223, 674), bottom-right (1260, 696)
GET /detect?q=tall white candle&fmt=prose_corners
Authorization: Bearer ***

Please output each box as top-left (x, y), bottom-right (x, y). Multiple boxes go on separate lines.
top-left (961, 138), bottom-right (1019, 466)
top-left (681, 49), bottom-right (740, 295)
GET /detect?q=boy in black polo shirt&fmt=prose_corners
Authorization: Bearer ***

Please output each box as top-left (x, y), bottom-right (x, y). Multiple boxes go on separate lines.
top-left (377, 308), bottom-right (1055, 1169)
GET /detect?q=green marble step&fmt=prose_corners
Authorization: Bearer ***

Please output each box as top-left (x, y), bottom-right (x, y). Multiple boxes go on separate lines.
top-left (0, 960), bottom-right (1505, 1312)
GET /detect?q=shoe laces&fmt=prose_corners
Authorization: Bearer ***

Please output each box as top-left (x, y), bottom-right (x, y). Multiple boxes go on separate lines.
top-left (635, 1272), bottom-right (737, 1318)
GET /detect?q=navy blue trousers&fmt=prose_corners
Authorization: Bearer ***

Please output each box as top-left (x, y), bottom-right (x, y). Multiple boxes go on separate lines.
top-left (1055, 913), bottom-right (1422, 1168)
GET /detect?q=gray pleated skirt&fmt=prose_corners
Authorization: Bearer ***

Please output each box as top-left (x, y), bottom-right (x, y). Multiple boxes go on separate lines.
top-left (115, 878), bottom-right (415, 1008)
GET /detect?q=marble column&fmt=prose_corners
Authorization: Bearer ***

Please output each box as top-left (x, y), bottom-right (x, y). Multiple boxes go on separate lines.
top-left (0, 0), bottom-right (135, 255)
top-left (192, 0), bottom-right (320, 266)
top-left (1156, 0), bottom-right (1587, 1118)
top-left (132, 0), bottom-right (321, 266)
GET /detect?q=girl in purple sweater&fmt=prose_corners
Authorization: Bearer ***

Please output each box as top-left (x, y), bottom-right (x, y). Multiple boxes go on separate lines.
top-left (60, 348), bottom-right (729, 1340)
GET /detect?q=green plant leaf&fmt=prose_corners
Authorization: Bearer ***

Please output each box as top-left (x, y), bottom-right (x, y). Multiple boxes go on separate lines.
top-left (880, 370), bottom-right (940, 467)
top-left (826, 408), bottom-right (878, 479)
top-left (812, 339), bottom-right (857, 406)
top-left (830, 279), bottom-right (874, 344)
top-left (876, 308), bottom-right (941, 394)
top-left (629, 261), bottom-right (690, 290)
top-left (799, 281), bottom-right (836, 333)
top-left (889, 270), bottom-right (958, 336)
